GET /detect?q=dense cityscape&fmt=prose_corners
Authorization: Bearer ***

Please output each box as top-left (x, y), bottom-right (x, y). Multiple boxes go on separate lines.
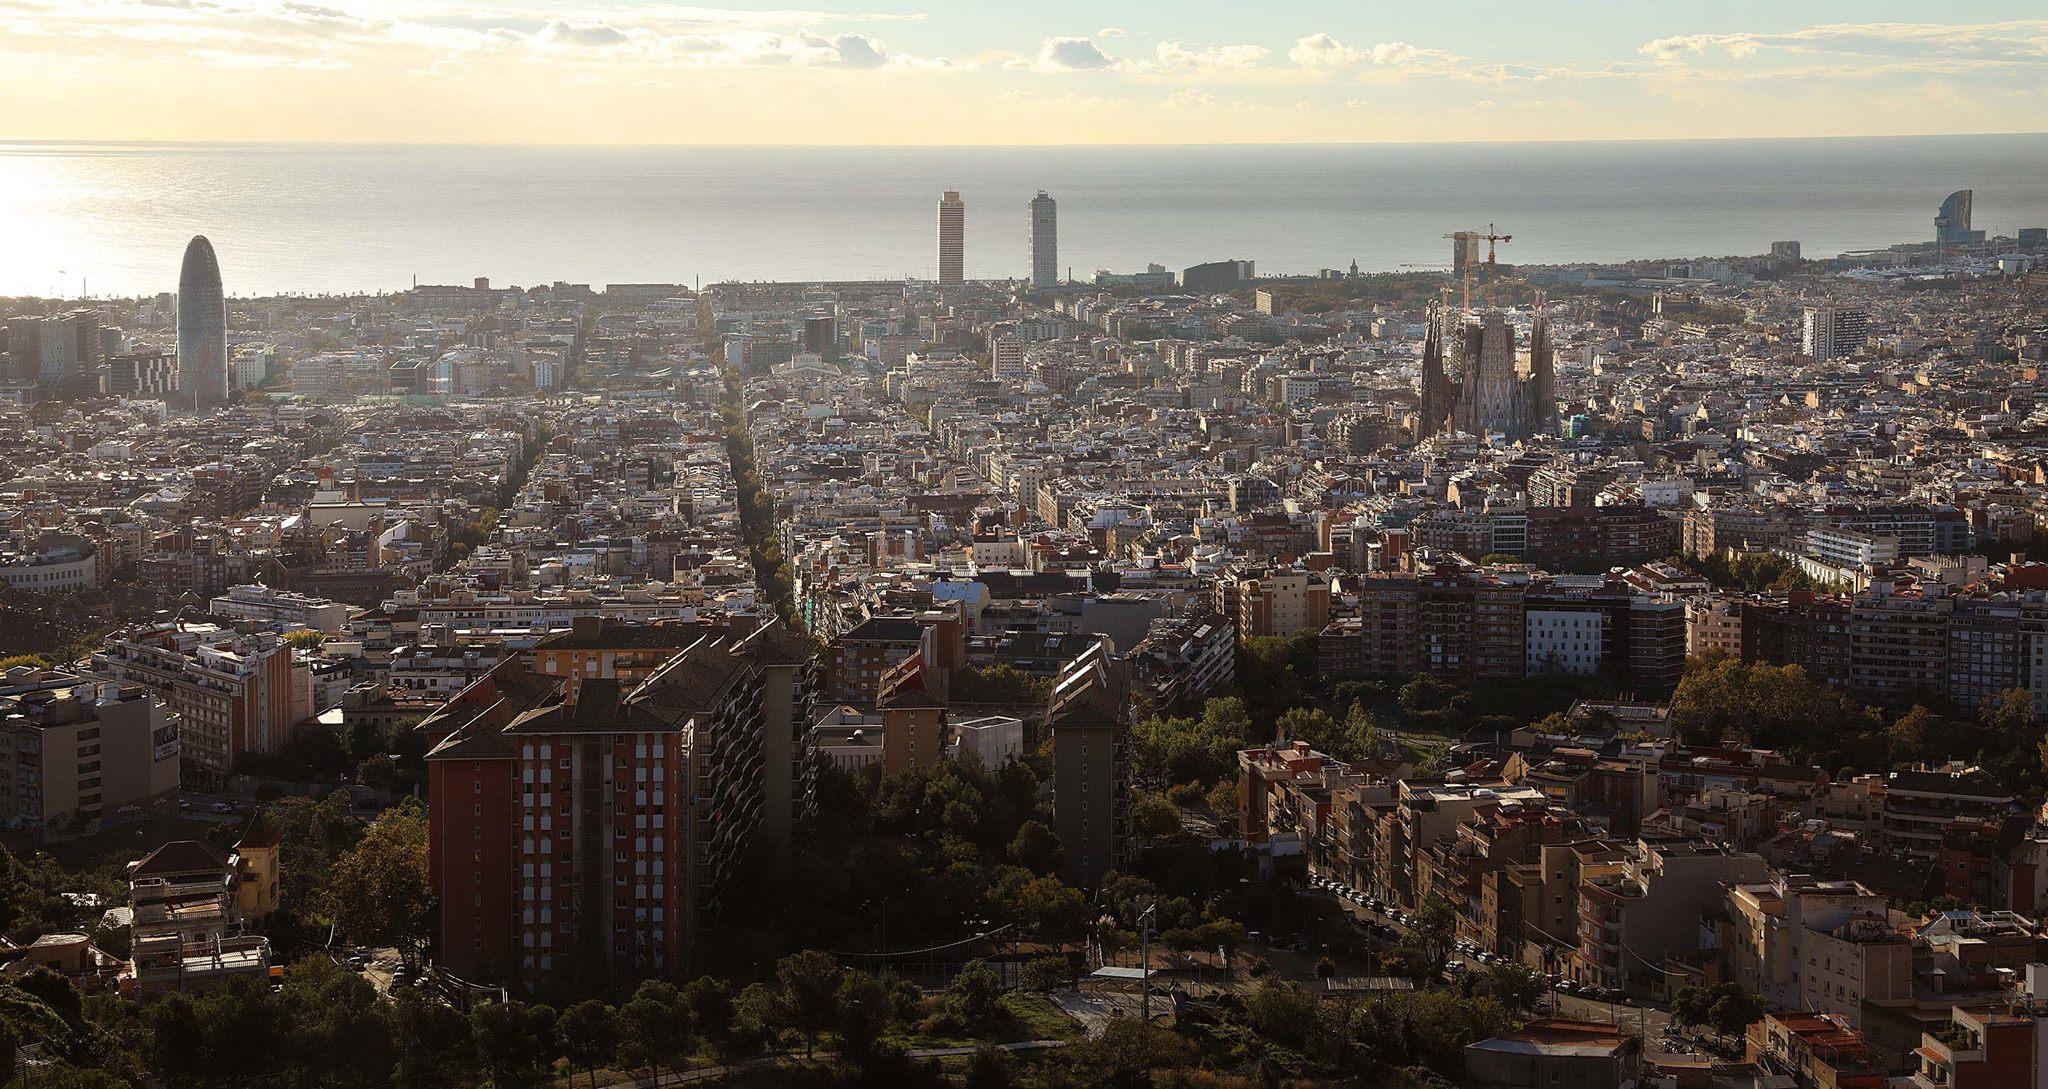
top-left (1, 176), bottom-right (2047, 1089)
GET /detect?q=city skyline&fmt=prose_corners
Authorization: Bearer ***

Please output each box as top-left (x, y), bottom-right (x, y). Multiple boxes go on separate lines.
top-left (3, 4), bottom-right (2048, 145)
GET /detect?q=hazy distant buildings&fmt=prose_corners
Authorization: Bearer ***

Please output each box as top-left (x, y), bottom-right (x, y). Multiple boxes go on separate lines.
top-left (6, 310), bottom-right (103, 395)
top-left (177, 235), bottom-right (229, 407)
top-left (1029, 190), bottom-right (1058, 288)
top-left (1182, 259), bottom-right (1254, 293)
top-left (937, 190), bottom-right (966, 284)
top-left (1802, 305), bottom-right (1870, 361)
top-left (1771, 241), bottom-right (1802, 261)
top-left (1417, 304), bottom-right (1557, 442)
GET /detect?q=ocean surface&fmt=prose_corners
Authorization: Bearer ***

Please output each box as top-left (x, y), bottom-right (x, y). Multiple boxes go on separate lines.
top-left (4, 135), bottom-right (2048, 298)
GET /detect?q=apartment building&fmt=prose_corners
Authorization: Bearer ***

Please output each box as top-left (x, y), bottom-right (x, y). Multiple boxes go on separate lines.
top-left (1576, 840), bottom-right (1768, 996)
top-left (1880, 763), bottom-right (2016, 863)
top-left (423, 621), bottom-right (817, 983)
top-left (1232, 569), bottom-right (1332, 639)
top-left (1722, 874), bottom-right (1912, 1027)
top-left (1903, 1005), bottom-right (2044, 1089)
top-left (1126, 611), bottom-right (1235, 710)
top-left (90, 622), bottom-right (312, 784)
top-left (0, 668), bottom-right (181, 835)
top-left (1047, 643), bottom-right (1133, 888)
top-left (208, 583), bottom-right (354, 633)
top-left (1321, 569), bottom-right (1685, 688)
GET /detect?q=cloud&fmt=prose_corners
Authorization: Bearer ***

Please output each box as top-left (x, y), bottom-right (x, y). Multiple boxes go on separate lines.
top-left (1097, 27), bottom-right (1124, 39)
top-left (803, 31), bottom-right (886, 68)
top-left (535, 21), bottom-right (631, 49)
top-left (1289, 32), bottom-right (1363, 67)
top-left (1141, 39), bottom-right (1266, 75)
top-left (1371, 41), bottom-right (1422, 66)
top-left (1028, 35), bottom-right (1119, 71)
top-left (1162, 87), bottom-right (1217, 108)
top-left (1639, 19), bottom-right (2048, 74)
top-left (0, 0), bottom-right (953, 72)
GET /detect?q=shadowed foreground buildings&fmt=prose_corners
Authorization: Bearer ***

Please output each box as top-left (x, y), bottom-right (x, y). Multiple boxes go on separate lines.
top-left (423, 617), bottom-right (817, 984)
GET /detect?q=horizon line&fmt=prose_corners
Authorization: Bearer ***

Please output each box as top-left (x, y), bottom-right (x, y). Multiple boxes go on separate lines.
top-left (4, 129), bottom-right (2048, 152)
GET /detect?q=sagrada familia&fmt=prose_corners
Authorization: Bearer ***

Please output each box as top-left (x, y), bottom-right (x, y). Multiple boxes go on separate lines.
top-left (1417, 304), bottom-right (1558, 443)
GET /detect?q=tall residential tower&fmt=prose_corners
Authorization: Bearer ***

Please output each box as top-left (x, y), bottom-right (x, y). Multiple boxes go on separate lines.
top-left (176, 235), bottom-right (228, 408)
top-left (1029, 190), bottom-right (1057, 289)
top-left (937, 191), bottom-right (965, 284)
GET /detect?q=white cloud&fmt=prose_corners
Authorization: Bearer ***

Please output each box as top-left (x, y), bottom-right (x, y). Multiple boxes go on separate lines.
top-left (1371, 41), bottom-right (1421, 66)
top-left (1022, 35), bottom-right (1119, 71)
top-left (1162, 87), bottom-right (1216, 108)
top-left (1641, 19), bottom-right (2048, 73)
top-left (1097, 26), bottom-right (1124, 39)
top-left (1142, 39), bottom-right (1266, 75)
top-left (0, 0), bottom-right (953, 72)
top-left (1289, 32), bottom-right (1363, 67)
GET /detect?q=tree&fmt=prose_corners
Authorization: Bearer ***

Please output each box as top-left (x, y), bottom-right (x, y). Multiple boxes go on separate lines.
top-left (1013, 876), bottom-right (1090, 942)
top-left (558, 999), bottom-right (619, 1089)
top-left (1131, 794), bottom-right (1182, 840)
top-left (964, 1045), bottom-right (1017, 1089)
top-left (393, 990), bottom-right (476, 1087)
top-left (682, 976), bottom-right (734, 1048)
top-left (1670, 659), bottom-right (1881, 767)
top-left (1007, 820), bottom-right (1063, 875)
top-left (1399, 674), bottom-right (1469, 727)
top-left (283, 629), bottom-right (326, 649)
top-left (1021, 956), bottom-right (1072, 993)
top-left (1673, 983), bottom-right (1767, 1037)
top-left (619, 980), bottom-right (693, 1088)
top-left (1206, 779), bottom-right (1241, 837)
top-left (1459, 962), bottom-right (1546, 1013)
top-left (143, 995), bottom-right (207, 1088)
top-left (774, 950), bottom-right (844, 1059)
top-left (471, 1000), bottom-right (556, 1087)
top-left (1063, 1019), bottom-right (1195, 1089)
top-left (324, 799), bottom-right (435, 956)
top-left (944, 960), bottom-right (1004, 1031)
top-left (835, 969), bottom-right (894, 1063)
top-left (1245, 980), bottom-right (1319, 1047)
top-left (1133, 697), bottom-right (1255, 787)
top-left (1708, 987), bottom-right (1769, 1037)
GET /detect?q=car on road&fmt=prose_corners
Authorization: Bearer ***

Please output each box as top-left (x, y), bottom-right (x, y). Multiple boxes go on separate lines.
top-left (210, 802), bottom-right (234, 814)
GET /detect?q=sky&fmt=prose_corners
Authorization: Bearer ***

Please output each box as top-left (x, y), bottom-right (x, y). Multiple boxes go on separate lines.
top-left (3, 1), bottom-right (2048, 144)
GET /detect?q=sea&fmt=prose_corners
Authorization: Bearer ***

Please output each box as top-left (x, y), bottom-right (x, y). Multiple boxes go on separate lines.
top-left (4, 134), bottom-right (2047, 299)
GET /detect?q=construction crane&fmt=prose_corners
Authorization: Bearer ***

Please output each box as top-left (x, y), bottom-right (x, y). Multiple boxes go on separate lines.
top-left (1443, 224), bottom-right (1513, 311)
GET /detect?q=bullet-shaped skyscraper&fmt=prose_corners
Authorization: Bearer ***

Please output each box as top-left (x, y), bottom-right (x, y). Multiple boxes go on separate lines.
top-left (937, 191), bottom-right (965, 284)
top-left (1029, 190), bottom-right (1057, 289)
top-left (177, 235), bottom-right (228, 408)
